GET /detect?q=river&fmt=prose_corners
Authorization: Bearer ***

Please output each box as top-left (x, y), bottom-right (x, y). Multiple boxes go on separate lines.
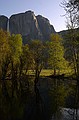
top-left (0, 76), bottom-right (79, 120)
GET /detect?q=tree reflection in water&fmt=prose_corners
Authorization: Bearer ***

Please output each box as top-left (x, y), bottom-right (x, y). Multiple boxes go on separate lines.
top-left (0, 77), bottom-right (79, 120)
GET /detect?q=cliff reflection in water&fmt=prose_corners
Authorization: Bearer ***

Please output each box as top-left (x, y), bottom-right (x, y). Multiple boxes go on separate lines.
top-left (0, 77), bottom-right (79, 120)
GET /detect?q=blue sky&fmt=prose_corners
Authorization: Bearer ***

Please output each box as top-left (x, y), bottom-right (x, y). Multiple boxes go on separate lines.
top-left (0, 0), bottom-right (67, 32)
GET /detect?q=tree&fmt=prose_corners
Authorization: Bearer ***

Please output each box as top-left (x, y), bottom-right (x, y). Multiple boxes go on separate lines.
top-left (29, 40), bottom-right (45, 85)
top-left (0, 29), bottom-right (11, 97)
top-left (62, 0), bottom-right (79, 76)
top-left (9, 34), bottom-right (22, 97)
top-left (19, 44), bottom-right (32, 77)
top-left (62, 0), bottom-right (79, 77)
top-left (62, 0), bottom-right (79, 28)
top-left (48, 34), bottom-right (67, 75)
top-left (0, 29), bottom-right (10, 80)
top-left (62, 1), bottom-right (79, 119)
top-left (9, 34), bottom-right (22, 78)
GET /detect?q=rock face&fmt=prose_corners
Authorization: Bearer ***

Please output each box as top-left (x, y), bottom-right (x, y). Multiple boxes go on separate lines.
top-left (36, 15), bottom-right (55, 40)
top-left (9, 11), bottom-right (43, 41)
top-left (0, 15), bottom-right (8, 31)
top-left (0, 11), bottom-right (56, 43)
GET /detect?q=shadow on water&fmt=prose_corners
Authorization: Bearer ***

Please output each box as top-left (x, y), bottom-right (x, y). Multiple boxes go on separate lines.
top-left (0, 76), bottom-right (79, 120)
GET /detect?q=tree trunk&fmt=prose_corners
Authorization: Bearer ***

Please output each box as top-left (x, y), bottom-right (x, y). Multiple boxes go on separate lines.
top-left (54, 68), bottom-right (56, 76)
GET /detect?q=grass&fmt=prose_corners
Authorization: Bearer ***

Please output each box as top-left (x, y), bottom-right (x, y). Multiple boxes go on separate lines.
top-left (27, 68), bottom-right (73, 77)
top-left (27, 69), bottom-right (53, 76)
top-left (40, 69), bottom-right (53, 76)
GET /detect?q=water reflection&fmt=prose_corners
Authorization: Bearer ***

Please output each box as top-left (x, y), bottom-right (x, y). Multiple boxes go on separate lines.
top-left (0, 77), bottom-right (79, 120)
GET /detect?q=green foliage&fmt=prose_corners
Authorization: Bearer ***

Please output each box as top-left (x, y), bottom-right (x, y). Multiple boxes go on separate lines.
top-left (0, 30), bottom-right (23, 79)
top-left (48, 33), bottom-right (68, 75)
top-left (29, 40), bottom-right (45, 71)
top-left (19, 44), bottom-right (32, 75)
top-left (62, 0), bottom-right (79, 76)
top-left (63, 29), bottom-right (79, 76)
top-left (9, 34), bottom-right (22, 64)
top-left (29, 40), bottom-right (46, 83)
top-left (0, 29), bottom-right (10, 61)
top-left (0, 29), bottom-right (10, 78)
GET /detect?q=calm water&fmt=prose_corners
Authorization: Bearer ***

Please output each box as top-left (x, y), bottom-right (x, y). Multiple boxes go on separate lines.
top-left (0, 77), bottom-right (79, 120)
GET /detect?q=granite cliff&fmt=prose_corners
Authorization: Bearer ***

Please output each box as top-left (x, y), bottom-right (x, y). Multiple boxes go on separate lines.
top-left (36, 15), bottom-right (55, 40)
top-left (0, 15), bottom-right (8, 31)
top-left (0, 11), bottom-right (55, 43)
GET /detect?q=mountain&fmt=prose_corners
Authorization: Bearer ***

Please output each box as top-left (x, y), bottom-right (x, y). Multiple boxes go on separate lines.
top-left (0, 11), bottom-right (55, 44)
top-left (0, 15), bottom-right (8, 31)
top-left (58, 28), bottom-right (79, 41)
top-left (36, 15), bottom-right (55, 41)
